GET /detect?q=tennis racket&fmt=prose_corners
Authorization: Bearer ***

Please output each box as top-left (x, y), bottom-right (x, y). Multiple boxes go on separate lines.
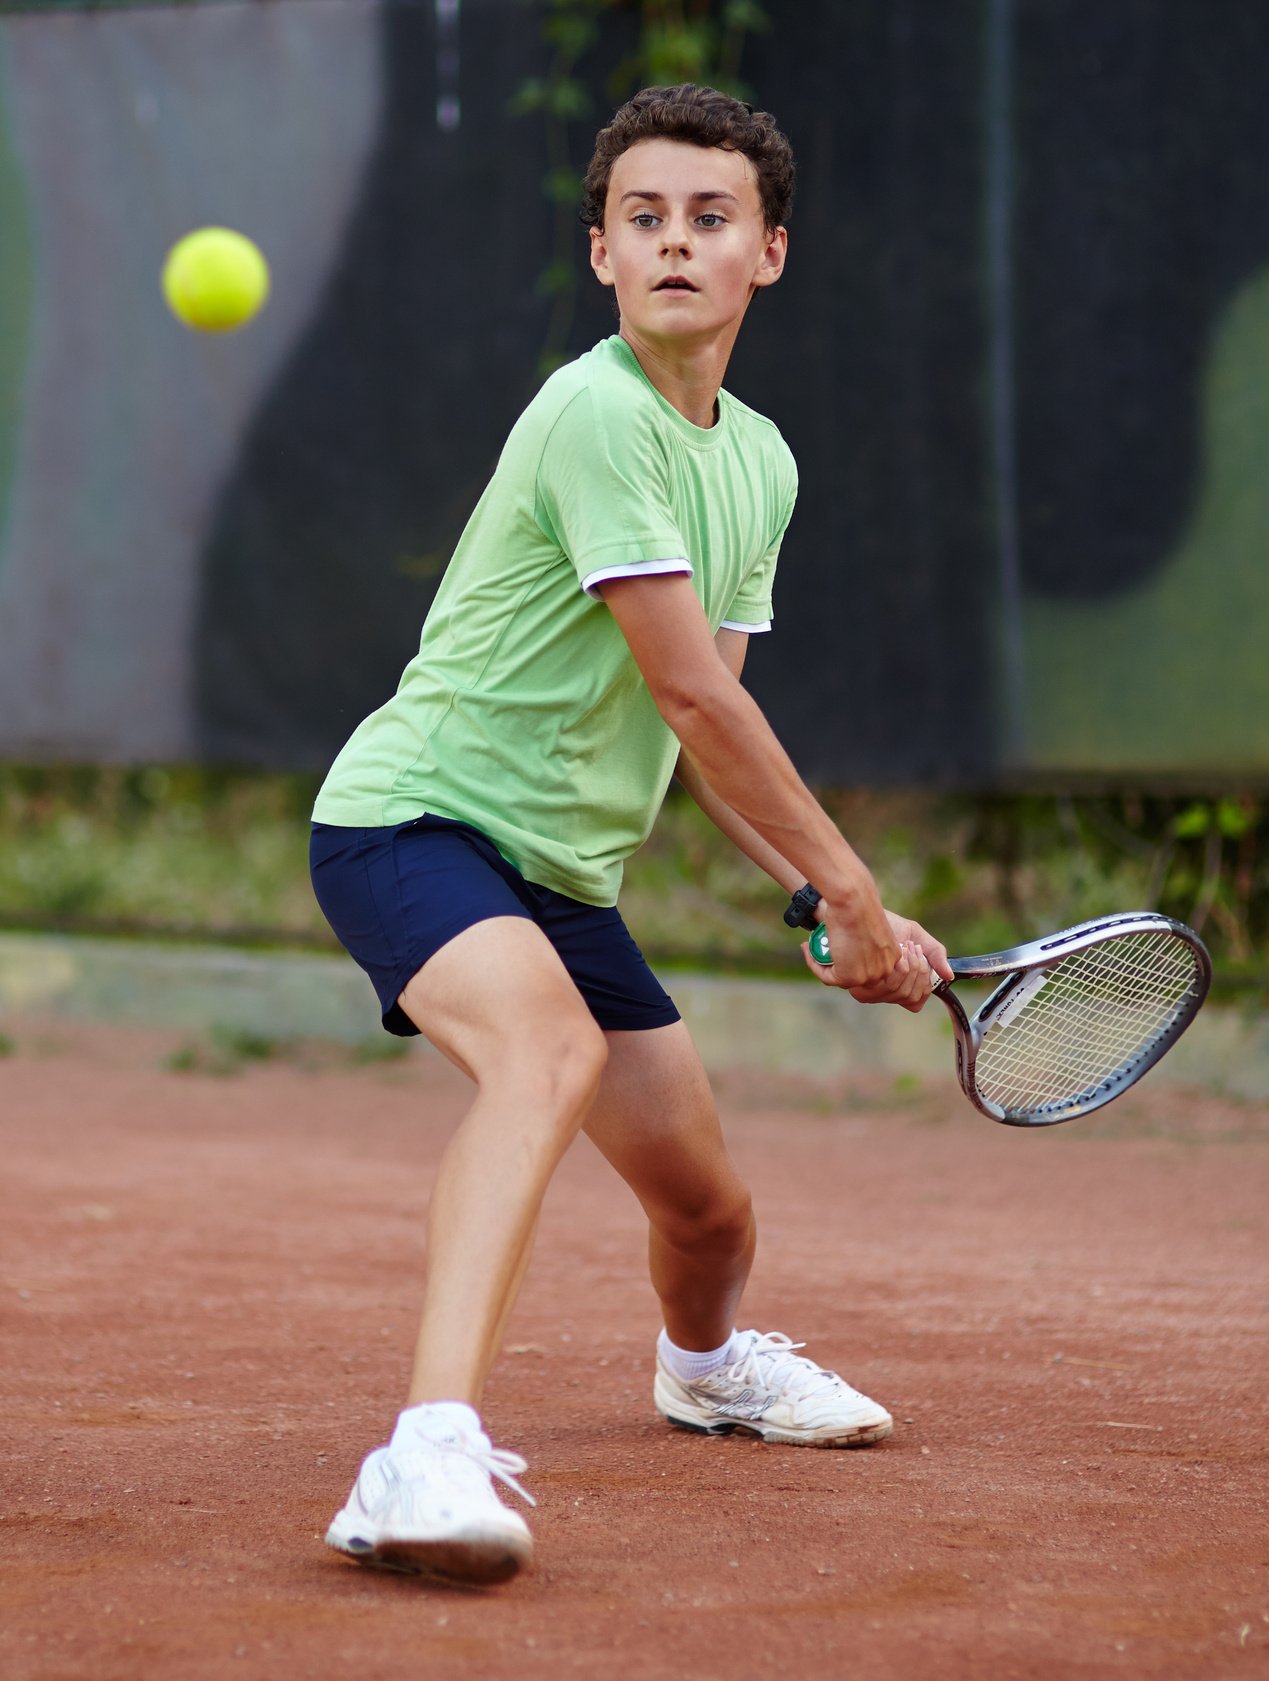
top-left (785, 897), bottom-right (1211, 1127)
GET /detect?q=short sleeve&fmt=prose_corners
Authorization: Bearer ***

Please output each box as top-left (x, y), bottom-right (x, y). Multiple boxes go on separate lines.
top-left (535, 388), bottom-right (692, 597)
top-left (721, 460), bottom-right (797, 632)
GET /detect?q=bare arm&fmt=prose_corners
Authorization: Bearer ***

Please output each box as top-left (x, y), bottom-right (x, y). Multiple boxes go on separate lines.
top-left (600, 574), bottom-right (910, 993)
top-left (673, 628), bottom-right (807, 894)
top-left (669, 625), bottom-right (949, 1009)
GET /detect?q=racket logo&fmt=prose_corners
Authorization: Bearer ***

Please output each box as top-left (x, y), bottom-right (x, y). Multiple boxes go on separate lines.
top-left (988, 967), bottom-right (1051, 1031)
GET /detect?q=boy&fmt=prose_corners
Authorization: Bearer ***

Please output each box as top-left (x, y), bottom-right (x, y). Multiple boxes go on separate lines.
top-left (309, 83), bottom-right (947, 1586)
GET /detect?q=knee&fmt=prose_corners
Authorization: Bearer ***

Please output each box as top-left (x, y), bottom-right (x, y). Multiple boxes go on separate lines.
top-left (657, 1183), bottom-right (754, 1259)
top-left (550, 1017), bottom-right (608, 1112)
top-left (495, 1013), bottom-right (607, 1123)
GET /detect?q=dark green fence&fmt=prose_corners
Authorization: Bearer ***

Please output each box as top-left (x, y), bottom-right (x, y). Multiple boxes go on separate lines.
top-left (1, 0), bottom-right (1265, 784)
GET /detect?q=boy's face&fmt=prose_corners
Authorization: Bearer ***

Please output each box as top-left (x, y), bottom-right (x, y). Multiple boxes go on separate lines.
top-left (589, 138), bottom-right (786, 350)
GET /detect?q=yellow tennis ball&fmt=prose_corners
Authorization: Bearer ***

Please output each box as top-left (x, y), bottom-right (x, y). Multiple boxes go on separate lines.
top-left (161, 227), bottom-right (270, 332)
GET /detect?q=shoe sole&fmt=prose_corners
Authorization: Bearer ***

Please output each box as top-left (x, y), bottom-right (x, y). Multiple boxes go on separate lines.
top-left (660, 1410), bottom-right (893, 1448)
top-left (326, 1526), bottom-right (533, 1586)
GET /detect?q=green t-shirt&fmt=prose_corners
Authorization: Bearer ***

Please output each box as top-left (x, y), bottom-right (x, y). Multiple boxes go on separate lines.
top-left (312, 335), bottom-right (797, 905)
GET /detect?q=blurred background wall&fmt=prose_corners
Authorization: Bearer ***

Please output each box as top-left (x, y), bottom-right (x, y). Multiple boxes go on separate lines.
top-left (1, 0), bottom-right (1266, 786)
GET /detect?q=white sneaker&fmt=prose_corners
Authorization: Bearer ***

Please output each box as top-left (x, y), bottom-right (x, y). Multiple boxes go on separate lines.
top-left (654, 1329), bottom-right (893, 1448)
top-left (325, 1402), bottom-right (534, 1584)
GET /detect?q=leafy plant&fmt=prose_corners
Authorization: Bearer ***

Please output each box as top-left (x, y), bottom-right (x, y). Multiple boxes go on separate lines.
top-left (2, 766), bottom-right (1265, 987)
top-left (161, 1023), bottom-right (281, 1077)
top-left (512, 0), bottom-right (770, 374)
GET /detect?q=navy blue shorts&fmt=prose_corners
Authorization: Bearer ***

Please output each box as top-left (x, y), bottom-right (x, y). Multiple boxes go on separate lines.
top-left (309, 814), bottom-right (680, 1038)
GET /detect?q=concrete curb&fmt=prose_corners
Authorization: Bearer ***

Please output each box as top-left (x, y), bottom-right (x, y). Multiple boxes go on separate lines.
top-left (1, 932), bottom-right (1265, 1100)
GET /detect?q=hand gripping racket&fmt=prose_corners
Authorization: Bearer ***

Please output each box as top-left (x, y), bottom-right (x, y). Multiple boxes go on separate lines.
top-left (784, 894), bottom-right (1211, 1127)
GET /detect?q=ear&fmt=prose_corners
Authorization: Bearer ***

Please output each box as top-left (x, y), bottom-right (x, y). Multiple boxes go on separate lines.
top-left (589, 224), bottom-right (615, 288)
top-left (751, 224), bottom-right (788, 291)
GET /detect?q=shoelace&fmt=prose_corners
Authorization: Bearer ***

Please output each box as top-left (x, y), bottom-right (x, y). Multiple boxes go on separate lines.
top-left (471, 1442), bottom-right (536, 1508)
top-left (722, 1331), bottom-right (849, 1401)
top-left (416, 1434), bottom-right (537, 1508)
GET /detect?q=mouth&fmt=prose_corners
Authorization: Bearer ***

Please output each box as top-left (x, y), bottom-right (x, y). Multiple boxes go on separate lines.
top-left (654, 276), bottom-right (698, 293)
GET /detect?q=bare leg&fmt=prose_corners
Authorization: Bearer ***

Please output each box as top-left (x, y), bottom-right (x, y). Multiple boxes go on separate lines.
top-left (584, 1023), bottom-right (893, 1452)
top-left (584, 1021), bottom-right (755, 1351)
top-left (395, 917), bottom-right (607, 1407)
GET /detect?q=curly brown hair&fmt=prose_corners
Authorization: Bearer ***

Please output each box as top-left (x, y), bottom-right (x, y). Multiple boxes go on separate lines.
top-left (580, 83), bottom-right (795, 233)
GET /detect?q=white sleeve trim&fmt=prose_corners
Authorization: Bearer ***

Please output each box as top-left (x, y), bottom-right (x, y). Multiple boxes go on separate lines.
top-left (720, 617), bottom-right (772, 634)
top-left (581, 557), bottom-right (693, 599)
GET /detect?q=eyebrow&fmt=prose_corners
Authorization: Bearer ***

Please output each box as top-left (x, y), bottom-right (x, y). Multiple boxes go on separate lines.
top-left (617, 189), bottom-right (742, 206)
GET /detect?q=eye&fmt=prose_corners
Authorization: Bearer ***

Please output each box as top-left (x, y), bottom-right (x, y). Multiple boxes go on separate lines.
top-left (696, 213), bottom-right (725, 228)
top-left (631, 212), bottom-right (660, 229)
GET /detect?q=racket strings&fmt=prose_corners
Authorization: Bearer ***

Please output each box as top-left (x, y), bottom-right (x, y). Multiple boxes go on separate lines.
top-left (973, 932), bottom-right (1203, 1116)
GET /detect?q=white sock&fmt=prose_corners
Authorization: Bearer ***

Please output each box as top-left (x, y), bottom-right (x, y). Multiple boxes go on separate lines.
top-left (390, 1400), bottom-right (482, 1450)
top-left (657, 1328), bottom-right (738, 1382)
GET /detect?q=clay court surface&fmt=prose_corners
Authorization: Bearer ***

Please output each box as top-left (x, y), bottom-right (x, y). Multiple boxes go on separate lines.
top-left (1, 1017), bottom-right (1266, 1680)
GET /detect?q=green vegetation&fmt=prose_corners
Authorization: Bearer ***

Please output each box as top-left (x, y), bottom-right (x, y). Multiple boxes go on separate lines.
top-left (513, 0), bottom-right (770, 374)
top-left (161, 1023), bottom-right (280, 1078)
top-left (0, 765), bottom-right (1264, 991)
top-left (0, 765), bottom-right (324, 946)
top-left (159, 1022), bottom-right (412, 1077)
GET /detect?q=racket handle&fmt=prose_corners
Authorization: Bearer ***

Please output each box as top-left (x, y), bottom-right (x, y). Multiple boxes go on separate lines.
top-left (809, 924), bottom-right (949, 994)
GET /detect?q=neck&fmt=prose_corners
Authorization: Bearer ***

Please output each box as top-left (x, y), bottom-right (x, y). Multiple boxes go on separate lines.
top-left (618, 323), bottom-right (741, 428)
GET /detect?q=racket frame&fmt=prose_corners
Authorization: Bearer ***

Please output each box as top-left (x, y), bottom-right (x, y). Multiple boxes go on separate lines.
top-left (931, 912), bottom-right (1211, 1126)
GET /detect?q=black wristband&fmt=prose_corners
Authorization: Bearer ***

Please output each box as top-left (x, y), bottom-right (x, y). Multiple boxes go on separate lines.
top-left (783, 882), bottom-right (822, 932)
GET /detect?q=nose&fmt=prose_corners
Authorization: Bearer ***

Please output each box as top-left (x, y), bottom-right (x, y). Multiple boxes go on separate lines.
top-left (659, 213), bottom-right (693, 256)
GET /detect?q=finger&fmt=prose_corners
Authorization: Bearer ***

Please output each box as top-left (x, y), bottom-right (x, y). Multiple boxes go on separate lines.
top-left (899, 960), bottom-right (930, 1008)
top-left (910, 944), bottom-right (938, 996)
top-left (800, 941), bottom-right (840, 986)
top-left (900, 944), bottom-right (939, 1004)
top-left (898, 942), bottom-right (926, 989)
top-left (922, 943), bottom-right (953, 984)
top-left (852, 950), bottom-right (921, 1006)
top-left (904, 950), bottom-right (934, 1010)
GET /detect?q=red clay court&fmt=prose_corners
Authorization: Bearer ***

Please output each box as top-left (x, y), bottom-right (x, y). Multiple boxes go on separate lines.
top-left (1, 1019), bottom-right (1265, 1679)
